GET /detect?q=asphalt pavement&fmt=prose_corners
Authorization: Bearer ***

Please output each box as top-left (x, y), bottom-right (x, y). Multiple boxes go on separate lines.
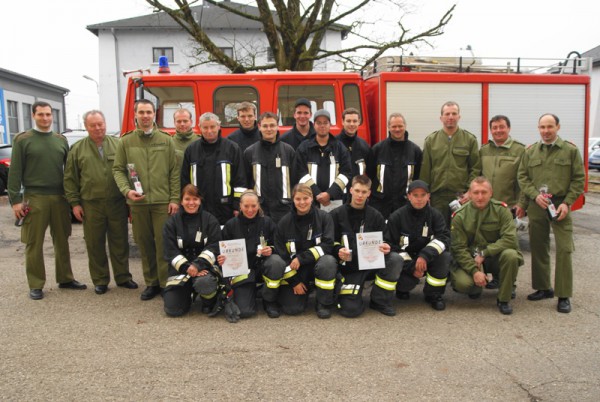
top-left (0, 192), bottom-right (599, 401)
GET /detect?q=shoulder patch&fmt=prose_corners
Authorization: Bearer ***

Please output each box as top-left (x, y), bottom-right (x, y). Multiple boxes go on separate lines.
top-left (121, 131), bottom-right (134, 137)
top-left (491, 199), bottom-right (508, 207)
top-left (565, 140), bottom-right (577, 148)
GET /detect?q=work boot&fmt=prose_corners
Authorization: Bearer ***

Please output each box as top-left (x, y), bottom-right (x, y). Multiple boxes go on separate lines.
top-left (369, 301), bottom-right (396, 316)
top-left (263, 301), bottom-right (281, 319)
top-left (316, 303), bottom-right (332, 319)
top-left (425, 294), bottom-right (446, 311)
top-left (497, 299), bottom-right (513, 315)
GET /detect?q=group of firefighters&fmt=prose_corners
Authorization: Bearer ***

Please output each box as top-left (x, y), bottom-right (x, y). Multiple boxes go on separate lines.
top-left (7, 97), bottom-right (585, 322)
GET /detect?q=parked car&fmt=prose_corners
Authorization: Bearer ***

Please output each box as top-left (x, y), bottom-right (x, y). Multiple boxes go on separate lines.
top-left (61, 129), bottom-right (88, 148)
top-left (589, 137), bottom-right (600, 154)
top-left (0, 144), bottom-right (12, 194)
top-left (589, 148), bottom-right (600, 171)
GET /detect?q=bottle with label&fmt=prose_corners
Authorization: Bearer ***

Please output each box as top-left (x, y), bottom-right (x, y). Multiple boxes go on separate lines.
top-left (539, 184), bottom-right (558, 220)
top-left (127, 163), bottom-right (144, 195)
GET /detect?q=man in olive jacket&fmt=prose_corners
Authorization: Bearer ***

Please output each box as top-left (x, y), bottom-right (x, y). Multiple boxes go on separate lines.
top-left (64, 110), bottom-right (137, 295)
top-left (451, 177), bottom-right (523, 315)
top-left (113, 100), bottom-right (180, 300)
top-left (517, 113), bottom-right (585, 313)
top-left (421, 101), bottom-right (481, 225)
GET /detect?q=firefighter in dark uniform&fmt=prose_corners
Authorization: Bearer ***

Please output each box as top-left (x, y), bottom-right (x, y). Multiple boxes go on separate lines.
top-left (227, 102), bottom-right (261, 153)
top-left (162, 184), bottom-right (222, 317)
top-left (275, 184), bottom-right (338, 319)
top-left (243, 112), bottom-right (296, 223)
top-left (451, 177), bottom-right (523, 315)
top-left (336, 108), bottom-right (371, 199)
top-left (385, 180), bottom-right (451, 310)
top-left (368, 113), bottom-right (422, 219)
top-left (295, 109), bottom-right (352, 210)
top-left (331, 175), bottom-right (402, 317)
top-left (181, 112), bottom-right (247, 225)
top-left (280, 98), bottom-right (316, 150)
top-left (218, 190), bottom-right (286, 318)
top-left (517, 113), bottom-right (585, 313)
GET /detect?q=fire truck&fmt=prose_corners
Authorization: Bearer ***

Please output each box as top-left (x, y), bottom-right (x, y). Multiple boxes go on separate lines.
top-left (121, 55), bottom-right (592, 209)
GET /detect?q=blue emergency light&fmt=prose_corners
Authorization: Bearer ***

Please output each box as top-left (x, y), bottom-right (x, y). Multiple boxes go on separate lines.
top-left (158, 56), bottom-right (171, 73)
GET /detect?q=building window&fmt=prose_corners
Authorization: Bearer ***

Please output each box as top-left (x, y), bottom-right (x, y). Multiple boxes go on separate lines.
top-left (52, 109), bottom-right (60, 133)
top-left (153, 47), bottom-right (174, 63)
top-left (22, 103), bottom-right (32, 131)
top-left (220, 47), bottom-right (234, 58)
top-left (7, 101), bottom-right (18, 134)
top-left (266, 48), bottom-right (275, 63)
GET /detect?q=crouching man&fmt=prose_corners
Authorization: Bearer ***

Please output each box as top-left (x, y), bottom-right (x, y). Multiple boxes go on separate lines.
top-left (330, 175), bottom-right (402, 317)
top-left (385, 180), bottom-right (451, 310)
top-left (450, 177), bottom-right (523, 315)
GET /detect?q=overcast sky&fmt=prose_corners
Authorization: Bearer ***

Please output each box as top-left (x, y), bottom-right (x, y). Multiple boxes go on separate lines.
top-left (2, 0), bottom-right (598, 129)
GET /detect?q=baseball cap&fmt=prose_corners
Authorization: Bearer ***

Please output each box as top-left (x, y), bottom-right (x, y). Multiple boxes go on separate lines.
top-left (294, 98), bottom-right (311, 109)
top-left (313, 109), bottom-right (331, 122)
top-left (407, 180), bottom-right (430, 193)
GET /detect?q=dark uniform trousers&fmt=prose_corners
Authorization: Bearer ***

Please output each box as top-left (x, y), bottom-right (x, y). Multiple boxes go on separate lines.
top-left (231, 255), bottom-right (286, 317)
top-left (337, 252), bottom-right (402, 318)
top-left (130, 204), bottom-right (170, 288)
top-left (81, 198), bottom-right (132, 286)
top-left (21, 194), bottom-right (74, 289)
top-left (452, 249), bottom-right (521, 302)
top-left (278, 255), bottom-right (338, 315)
top-left (163, 273), bottom-right (219, 317)
top-left (528, 202), bottom-right (574, 297)
top-left (396, 251), bottom-right (451, 296)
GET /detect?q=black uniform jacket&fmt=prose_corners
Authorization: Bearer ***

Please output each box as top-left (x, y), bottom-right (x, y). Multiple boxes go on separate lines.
top-left (330, 203), bottom-right (386, 273)
top-left (163, 207), bottom-right (222, 276)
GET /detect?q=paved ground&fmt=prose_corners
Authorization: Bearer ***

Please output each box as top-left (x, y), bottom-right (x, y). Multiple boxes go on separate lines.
top-left (0, 191), bottom-right (599, 401)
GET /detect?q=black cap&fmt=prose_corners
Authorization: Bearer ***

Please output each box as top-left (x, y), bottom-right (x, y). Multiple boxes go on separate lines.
top-left (294, 98), bottom-right (311, 108)
top-left (407, 180), bottom-right (430, 193)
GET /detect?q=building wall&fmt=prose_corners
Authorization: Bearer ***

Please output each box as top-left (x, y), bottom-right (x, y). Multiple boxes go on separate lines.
top-left (0, 75), bottom-right (67, 143)
top-left (97, 27), bottom-right (344, 132)
top-left (589, 65), bottom-right (600, 139)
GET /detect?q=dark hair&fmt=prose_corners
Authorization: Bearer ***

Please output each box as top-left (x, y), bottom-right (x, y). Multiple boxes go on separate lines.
top-left (351, 174), bottom-right (372, 188)
top-left (134, 99), bottom-right (155, 113)
top-left (489, 115), bottom-right (511, 128)
top-left (258, 111), bottom-right (279, 123)
top-left (539, 113), bottom-right (560, 125)
top-left (237, 101), bottom-right (257, 115)
top-left (387, 112), bottom-right (406, 126)
top-left (342, 107), bottom-right (361, 121)
top-left (181, 184), bottom-right (202, 201)
top-left (32, 101), bottom-right (52, 114)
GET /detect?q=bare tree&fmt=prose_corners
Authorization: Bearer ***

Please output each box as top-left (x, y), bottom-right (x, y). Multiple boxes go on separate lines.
top-left (145, 0), bottom-right (455, 73)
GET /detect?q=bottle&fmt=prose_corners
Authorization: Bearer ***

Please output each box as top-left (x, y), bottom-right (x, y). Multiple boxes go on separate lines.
top-left (127, 163), bottom-right (144, 195)
top-left (539, 184), bottom-right (558, 220)
top-left (15, 200), bottom-right (31, 227)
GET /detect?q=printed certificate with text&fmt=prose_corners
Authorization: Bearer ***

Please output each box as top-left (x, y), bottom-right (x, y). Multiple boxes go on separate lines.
top-left (219, 239), bottom-right (250, 278)
top-left (356, 231), bottom-right (385, 270)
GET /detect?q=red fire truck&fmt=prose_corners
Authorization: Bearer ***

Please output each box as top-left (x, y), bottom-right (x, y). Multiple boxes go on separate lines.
top-left (121, 55), bottom-right (591, 208)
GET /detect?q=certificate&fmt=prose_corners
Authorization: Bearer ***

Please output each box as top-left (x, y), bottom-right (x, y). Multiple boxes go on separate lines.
top-left (219, 239), bottom-right (250, 278)
top-left (320, 199), bottom-right (343, 213)
top-left (356, 231), bottom-right (385, 270)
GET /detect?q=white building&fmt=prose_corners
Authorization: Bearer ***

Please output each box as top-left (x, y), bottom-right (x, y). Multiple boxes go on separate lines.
top-left (87, 1), bottom-right (348, 132)
top-left (582, 46), bottom-right (600, 140)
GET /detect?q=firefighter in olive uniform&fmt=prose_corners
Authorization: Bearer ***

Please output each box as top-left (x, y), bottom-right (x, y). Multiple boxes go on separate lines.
top-left (517, 113), bottom-right (585, 313)
top-left (421, 101), bottom-right (481, 225)
top-left (479, 114), bottom-right (526, 290)
top-left (331, 175), bottom-right (402, 317)
top-left (295, 109), bottom-right (352, 210)
top-left (385, 180), bottom-right (451, 311)
top-left (451, 177), bottom-right (523, 315)
top-left (64, 110), bottom-right (136, 295)
top-left (243, 112), bottom-right (296, 223)
top-left (113, 100), bottom-right (180, 300)
top-left (172, 108), bottom-right (200, 171)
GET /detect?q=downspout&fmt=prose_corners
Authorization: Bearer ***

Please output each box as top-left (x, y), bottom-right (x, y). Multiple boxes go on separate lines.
top-left (111, 28), bottom-right (123, 127)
